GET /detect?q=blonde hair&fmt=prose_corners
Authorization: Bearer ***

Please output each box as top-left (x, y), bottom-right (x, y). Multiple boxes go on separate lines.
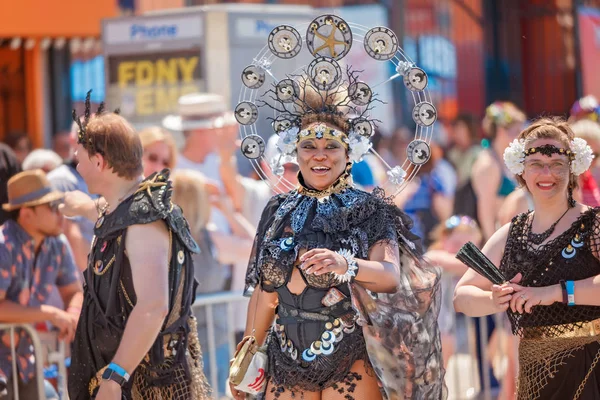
top-left (138, 126), bottom-right (177, 170)
top-left (482, 101), bottom-right (527, 140)
top-left (170, 170), bottom-right (210, 238)
top-left (298, 77), bottom-right (350, 132)
top-left (570, 119), bottom-right (600, 143)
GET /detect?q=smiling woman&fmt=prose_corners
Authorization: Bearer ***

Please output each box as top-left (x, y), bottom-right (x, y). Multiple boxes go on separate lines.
top-left (138, 126), bottom-right (177, 177)
top-left (454, 117), bottom-right (600, 400)
top-left (230, 77), bottom-right (445, 400)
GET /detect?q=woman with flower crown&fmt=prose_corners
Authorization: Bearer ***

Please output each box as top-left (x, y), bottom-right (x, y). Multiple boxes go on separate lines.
top-left (454, 117), bottom-right (600, 399)
top-left (229, 83), bottom-right (445, 400)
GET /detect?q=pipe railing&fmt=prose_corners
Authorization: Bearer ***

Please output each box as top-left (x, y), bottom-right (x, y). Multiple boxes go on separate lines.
top-left (1, 286), bottom-right (511, 400)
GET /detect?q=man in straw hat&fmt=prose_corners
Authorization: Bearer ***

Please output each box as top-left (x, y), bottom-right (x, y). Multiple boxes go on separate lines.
top-left (163, 92), bottom-right (237, 234)
top-left (0, 169), bottom-right (82, 399)
top-left (67, 98), bottom-right (209, 400)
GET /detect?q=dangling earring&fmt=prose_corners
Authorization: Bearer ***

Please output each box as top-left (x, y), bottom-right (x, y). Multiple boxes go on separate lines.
top-left (568, 182), bottom-right (576, 208)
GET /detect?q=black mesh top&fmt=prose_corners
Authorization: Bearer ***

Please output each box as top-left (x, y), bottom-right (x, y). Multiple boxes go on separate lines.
top-left (500, 207), bottom-right (600, 337)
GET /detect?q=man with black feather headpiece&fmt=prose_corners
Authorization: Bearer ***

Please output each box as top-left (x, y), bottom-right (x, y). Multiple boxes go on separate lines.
top-left (67, 92), bottom-right (210, 400)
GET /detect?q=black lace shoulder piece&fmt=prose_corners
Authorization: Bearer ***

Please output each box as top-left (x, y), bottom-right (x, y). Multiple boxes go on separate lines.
top-left (244, 192), bottom-right (292, 296)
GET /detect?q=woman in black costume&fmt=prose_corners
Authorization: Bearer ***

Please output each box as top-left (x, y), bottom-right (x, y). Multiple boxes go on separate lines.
top-left (455, 117), bottom-right (600, 399)
top-left (230, 81), bottom-right (445, 400)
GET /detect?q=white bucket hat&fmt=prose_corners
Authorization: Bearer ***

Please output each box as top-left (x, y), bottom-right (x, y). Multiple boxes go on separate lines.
top-left (162, 93), bottom-right (236, 132)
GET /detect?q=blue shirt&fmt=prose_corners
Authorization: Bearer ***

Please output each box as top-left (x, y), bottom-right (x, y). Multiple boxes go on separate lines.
top-left (0, 219), bottom-right (79, 382)
top-left (351, 160), bottom-right (375, 188)
top-left (47, 164), bottom-right (96, 243)
top-left (404, 164), bottom-right (456, 240)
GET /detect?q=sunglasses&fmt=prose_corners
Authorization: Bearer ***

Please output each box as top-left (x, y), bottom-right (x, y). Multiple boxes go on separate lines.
top-left (445, 215), bottom-right (479, 230)
top-left (147, 153), bottom-right (171, 168)
top-left (46, 200), bottom-right (62, 213)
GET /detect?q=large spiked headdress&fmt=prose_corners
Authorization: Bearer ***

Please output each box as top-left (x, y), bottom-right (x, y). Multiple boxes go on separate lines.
top-left (236, 14), bottom-right (439, 194)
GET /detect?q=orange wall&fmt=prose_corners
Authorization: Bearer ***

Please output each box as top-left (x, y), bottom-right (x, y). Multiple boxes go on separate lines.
top-left (0, 0), bottom-right (117, 38)
top-left (0, 49), bottom-right (26, 141)
top-left (451, 0), bottom-right (485, 117)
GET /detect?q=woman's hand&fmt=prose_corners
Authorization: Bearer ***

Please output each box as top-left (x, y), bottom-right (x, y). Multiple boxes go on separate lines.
top-left (228, 374), bottom-right (246, 400)
top-left (299, 248), bottom-right (348, 276)
top-left (490, 273), bottom-right (529, 312)
top-left (507, 273), bottom-right (562, 314)
top-left (490, 283), bottom-right (514, 312)
top-left (229, 340), bottom-right (247, 400)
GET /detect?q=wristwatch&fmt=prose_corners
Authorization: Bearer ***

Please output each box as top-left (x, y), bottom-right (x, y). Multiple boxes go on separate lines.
top-left (102, 363), bottom-right (130, 387)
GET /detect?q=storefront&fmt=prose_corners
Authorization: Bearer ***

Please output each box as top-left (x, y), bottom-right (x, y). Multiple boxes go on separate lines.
top-left (0, 0), bottom-right (116, 148)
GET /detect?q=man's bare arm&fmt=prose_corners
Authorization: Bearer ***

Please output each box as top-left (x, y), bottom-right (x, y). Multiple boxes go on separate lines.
top-left (58, 281), bottom-right (84, 315)
top-left (108, 221), bottom-right (170, 375)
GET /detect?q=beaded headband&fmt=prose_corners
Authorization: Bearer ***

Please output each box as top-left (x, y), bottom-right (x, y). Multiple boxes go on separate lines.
top-left (298, 123), bottom-right (348, 147)
top-left (524, 144), bottom-right (573, 160)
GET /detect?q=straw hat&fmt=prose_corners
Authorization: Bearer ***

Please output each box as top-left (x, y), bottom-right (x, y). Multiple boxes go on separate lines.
top-left (162, 93), bottom-right (236, 132)
top-left (2, 170), bottom-right (64, 211)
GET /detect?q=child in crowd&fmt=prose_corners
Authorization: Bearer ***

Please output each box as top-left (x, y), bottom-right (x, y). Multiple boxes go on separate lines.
top-left (425, 215), bottom-right (483, 366)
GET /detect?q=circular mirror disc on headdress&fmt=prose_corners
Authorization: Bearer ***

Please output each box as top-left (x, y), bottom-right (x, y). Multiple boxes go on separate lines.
top-left (404, 67), bottom-right (428, 92)
top-left (306, 15), bottom-right (353, 61)
top-left (364, 27), bottom-right (399, 61)
top-left (407, 139), bottom-right (431, 166)
top-left (268, 25), bottom-right (302, 59)
top-left (351, 118), bottom-right (374, 137)
top-left (348, 82), bottom-right (373, 106)
top-left (412, 102), bottom-right (438, 127)
top-left (308, 57), bottom-right (342, 91)
top-left (273, 115), bottom-right (299, 133)
top-left (234, 102), bottom-right (259, 126)
top-left (241, 135), bottom-right (266, 160)
top-left (241, 65), bottom-right (266, 89)
top-left (276, 79), bottom-right (301, 103)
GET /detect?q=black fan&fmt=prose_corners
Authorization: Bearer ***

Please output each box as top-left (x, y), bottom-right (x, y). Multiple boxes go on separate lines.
top-left (456, 242), bottom-right (507, 285)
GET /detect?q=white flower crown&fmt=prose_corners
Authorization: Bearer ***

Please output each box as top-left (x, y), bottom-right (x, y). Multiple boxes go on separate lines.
top-left (503, 137), bottom-right (594, 176)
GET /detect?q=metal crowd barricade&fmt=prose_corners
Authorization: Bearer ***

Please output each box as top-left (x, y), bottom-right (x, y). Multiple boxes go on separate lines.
top-left (191, 291), bottom-right (249, 400)
top-left (440, 272), bottom-right (513, 400)
top-left (0, 290), bottom-right (510, 400)
top-left (0, 323), bottom-right (68, 400)
top-left (191, 288), bottom-right (512, 400)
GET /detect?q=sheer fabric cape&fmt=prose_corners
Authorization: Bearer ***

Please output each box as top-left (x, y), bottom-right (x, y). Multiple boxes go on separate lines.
top-left (244, 186), bottom-right (447, 399)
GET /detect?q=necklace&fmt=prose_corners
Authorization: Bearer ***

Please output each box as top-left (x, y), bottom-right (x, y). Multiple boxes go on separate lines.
top-left (528, 207), bottom-right (571, 245)
top-left (104, 179), bottom-right (143, 214)
top-left (297, 168), bottom-right (351, 199)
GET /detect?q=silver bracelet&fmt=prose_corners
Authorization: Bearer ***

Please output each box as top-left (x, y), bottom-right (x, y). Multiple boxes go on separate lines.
top-left (334, 249), bottom-right (358, 284)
